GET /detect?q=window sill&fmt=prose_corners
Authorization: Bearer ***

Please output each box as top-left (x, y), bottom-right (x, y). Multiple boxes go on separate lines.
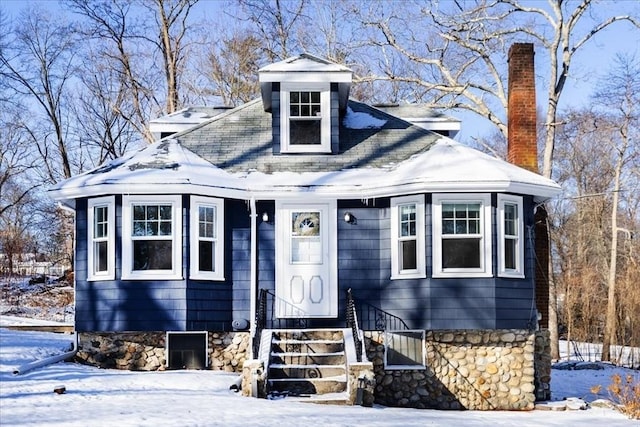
top-left (87, 275), bottom-right (114, 282)
top-left (391, 272), bottom-right (427, 280)
top-left (121, 272), bottom-right (183, 281)
top-left (432, 271), bottom-right (493, 279)
top-left (189, 273), bottom-right (225, 281)
top-left (498, 271), bottom-right (525, 279)
top-left (280, 146), bottom-right (332, 154)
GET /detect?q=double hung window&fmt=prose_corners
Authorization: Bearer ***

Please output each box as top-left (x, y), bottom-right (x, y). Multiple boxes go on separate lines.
top-left (87, 196), bottom-right (115, 281)
top-left (122, 195), bottom-right (182, 280)
top-left (391, 195), bottom-right (425, 279)
top-left (281, 82), bottom-right (330, 153)
top-left (190, 196), bottom-right (224, 280)
top-left (432, 194), bottom-right (492, 278)
top-left (498, 195), bottom-right (524, 278)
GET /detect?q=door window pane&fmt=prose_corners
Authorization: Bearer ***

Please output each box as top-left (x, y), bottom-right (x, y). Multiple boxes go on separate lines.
top-left (291, 211), bottom-right (322, 264)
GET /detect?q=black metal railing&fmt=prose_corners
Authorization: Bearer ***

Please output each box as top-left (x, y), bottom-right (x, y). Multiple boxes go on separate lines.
top-left (346, 288), bottom-right (363, 362)
top-left (253, 287), bottom-right (410, 360)
top-left (252, 289), bottom-right (309, 358)
top-left (253, 289), bottom-right (268, 358)
top-left (355, 300), bottom-right (410, 332)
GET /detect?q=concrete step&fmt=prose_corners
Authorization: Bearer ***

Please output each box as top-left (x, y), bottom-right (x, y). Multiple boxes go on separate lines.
top-left (266, 329), bottom-right (349, 397)
top-left (269, 352), bottom-right (346, 366)
top-left (274, 330), bottom-right (343, 341)
top-left (268, 376), bottom-right (347, 394)
top-left (270, 391), bottom-right (351, 405)
top-left (271, 339), bottom-right (345, 354)
top-left (268, 363), bottom-right (346, 379)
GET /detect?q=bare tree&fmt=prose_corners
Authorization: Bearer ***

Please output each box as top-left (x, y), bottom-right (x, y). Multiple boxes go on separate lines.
top-left (592, 55), bottom-right (640, 362)
top-left (235, 0), bottom-right (309, 61)
top-left (203, 32), bottom-right (263, 106)
top-left (141, 0), bottom-right (199, 113)
top-left (74, 50), bottom-right (143, 165)
top-left (0, 110), bottom-right (40, 218)
top-left (0, 6), bottom-right (79, 182)
top-left (68, 0), bottom-right (158, 143)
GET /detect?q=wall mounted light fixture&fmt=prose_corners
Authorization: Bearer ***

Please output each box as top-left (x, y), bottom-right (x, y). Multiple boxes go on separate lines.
top-left (344, 212), bottom-right (357, 224)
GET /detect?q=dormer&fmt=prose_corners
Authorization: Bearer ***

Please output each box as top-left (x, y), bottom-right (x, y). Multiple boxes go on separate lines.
top-left (259, 53), bottom-right (352, 154)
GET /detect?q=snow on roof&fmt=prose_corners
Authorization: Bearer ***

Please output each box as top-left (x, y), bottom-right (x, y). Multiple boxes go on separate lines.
top-left (258, 53), bottom-right (352, 84)
top-left (149, 106), bottom-right (231, 125)
top-left (50, 137), bottom-right (561, 206)
top-left (343, 107), bottom-right (387, 129)
top-left (259, 52), bottom-right (352, 74)
top-left (49, 139), bottom-right (244, 204)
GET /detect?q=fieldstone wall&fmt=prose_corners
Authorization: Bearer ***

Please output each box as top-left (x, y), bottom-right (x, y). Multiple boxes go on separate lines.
top-left (534, 329), bottom-right (552, 401)
top-left (75, 331), bottom-right (250, 372)
top-left (366, 329), bottom-right (549, 410)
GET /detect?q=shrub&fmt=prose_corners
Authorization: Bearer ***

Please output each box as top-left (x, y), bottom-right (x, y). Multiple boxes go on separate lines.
top-left (607, 373), bottom-right (640, 420)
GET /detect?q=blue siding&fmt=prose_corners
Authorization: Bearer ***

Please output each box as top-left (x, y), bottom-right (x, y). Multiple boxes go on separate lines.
top-left (494, 196), bottom-right (537, 329)
top-left (76, 281), bottom-right (185, 331)
top-left (74, 192), bottom-right (539, 334)
top-left (338, 196), bottom-right (536, 330)
top-left (76, 195), bottom-right (244, 332)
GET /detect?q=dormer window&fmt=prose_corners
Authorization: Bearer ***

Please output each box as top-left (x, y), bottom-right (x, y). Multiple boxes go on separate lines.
top-left (281, 82), bottom-right (330, 153)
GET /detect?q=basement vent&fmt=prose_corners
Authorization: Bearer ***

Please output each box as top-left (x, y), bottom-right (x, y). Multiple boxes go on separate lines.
top-left (166, 331), bottom-right (208, 369)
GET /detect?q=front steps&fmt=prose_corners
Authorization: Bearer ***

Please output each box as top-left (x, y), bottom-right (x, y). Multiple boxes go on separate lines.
top-left (266, 330), bottom-right (349, 402)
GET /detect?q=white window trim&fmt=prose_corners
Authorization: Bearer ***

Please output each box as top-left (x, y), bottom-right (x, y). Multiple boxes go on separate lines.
top-left (497, 194), bottom-right (525, 278)
top-left (384, 329), bottom-right (426, 370)
top-left (280, 82), bottom-right (331, 153)
top-left (87, 196), bottom-right (115, 281)
top-left (189, 196), bottom-right (224, 281)
top-left (432, 193), bottom-right (492, 278)
top-left (122, 195), bottom-right (182, 280)
top-left (391, 195), bottom-right (426, 279)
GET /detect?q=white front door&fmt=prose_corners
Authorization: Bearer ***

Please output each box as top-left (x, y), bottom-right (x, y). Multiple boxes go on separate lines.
top-left (275, 201), bottom-right (337, 318)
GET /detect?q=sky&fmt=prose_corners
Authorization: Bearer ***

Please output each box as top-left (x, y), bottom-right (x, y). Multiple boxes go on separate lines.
top-left (1, 0), bottom-right (639, 144)
top-left (1, 325), bottom-right (639, 427)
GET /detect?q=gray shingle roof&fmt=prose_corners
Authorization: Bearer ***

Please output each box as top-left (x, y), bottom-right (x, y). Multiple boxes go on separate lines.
top-left (175, 99), bottom-right (441, 174)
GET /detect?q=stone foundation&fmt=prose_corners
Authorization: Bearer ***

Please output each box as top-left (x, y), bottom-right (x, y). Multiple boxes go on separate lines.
top-left (75, 328), bottom-right (551, 411)
top-left (534, 329), bottom-right (552, 401)
top-left (366, 329), bottom-right (550, 410)
top-left (75, 331), bottom-right (250, 372)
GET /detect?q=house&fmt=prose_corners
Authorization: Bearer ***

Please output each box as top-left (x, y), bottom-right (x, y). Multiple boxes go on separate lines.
top-left (49, 45), bottom-right (560, 410)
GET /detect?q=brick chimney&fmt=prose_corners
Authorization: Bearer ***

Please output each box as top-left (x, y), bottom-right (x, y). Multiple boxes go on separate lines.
top-left (508, 43), bottom-right (549, 329)
top-left (508, 43), bottom-right (538, 173)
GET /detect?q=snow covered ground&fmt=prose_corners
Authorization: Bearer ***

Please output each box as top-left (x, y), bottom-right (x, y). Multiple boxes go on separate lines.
top-left (1, 326), bottom-right (638, 427)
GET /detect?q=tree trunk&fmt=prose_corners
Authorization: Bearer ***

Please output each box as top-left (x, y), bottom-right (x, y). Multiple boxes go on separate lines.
top-left (601, 133), bottom-right (625, 362)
